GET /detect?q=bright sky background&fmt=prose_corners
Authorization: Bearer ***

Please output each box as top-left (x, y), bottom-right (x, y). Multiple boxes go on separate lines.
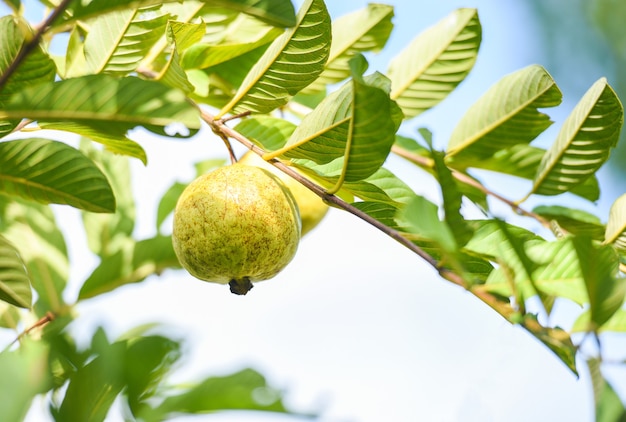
top-left (4, 0), bottom-right (624, 421)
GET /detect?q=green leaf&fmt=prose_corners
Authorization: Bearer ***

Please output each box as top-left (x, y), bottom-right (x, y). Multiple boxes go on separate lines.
top-left (272, 59), bottom-right (402, 191)
top-left (353, 200), bottom-right (493, 282)
top-left (3, 0), bottom-right (20, 13)
top-left (156, 182), bottom-right (186, 233)
top-left (521, 314), bottom-right (578, 376)
top-left (134, 2), bottom-right (210, 69)
top-left (56, 340), bottom-right (126, 422)
top-left (527, 238), bottom-right (591, 305)
top-left (58, 0), bottom-right (296, 29)
top-left (394, 134), bottom-right (430, 157)
top-left (39, 121), bottom-right (147, 165)
top-left (529, 78), bottom-right (623, 198)
top-left (181, 15), bottom-right (282, 69)
top-left (0, 301), bottom-right (20, 329)
top-left (153, 21), bottom-right (202, 94)
top-left (0, 15), bottom-right (56, 136)
top-left (604, 193), bottom-right (626, 253)
top-left (123, 335), bottom-right (181, 418)
top-left (217, 0), bottom-right (331, 116)
top-left (0, 75), bottom-right (200, 137)
top-left (447, 144), bottom-right (600, 202)
top-left (0, 340), bottom-right (51, 422)
top-left (587, 359), bottom-right (626, 422)
top-left (80, 141), bottom-right (135, 257)
top-left (193, 44), bottom-right (271, 108)
top-left (303, 3), bottom-right (394, 94)
top-left (388, 8), bottom-right (481, 119)
top-left (146, 369), bottom-right (294, 420)
top-left (62, 25), bottom-right (87, 79)
top-left (449, 143), bottom-right (545, 177)
top-left (572, 309), bottom-right (626, 333)
top-left (234, 115), bottom-right (296, 151)
top-left (215, 0), bottom-right (297, 27)
top-left (572, 236), bottom-right (624, 330)
top-left (392, 135), bottom-right (489, 210)
top-left (0, 234), bottom-right (31, 309)
top-left (343, 167), bottom-right (418, 205)
top-left (465, 220), bottom-right (545, 302)
top-left (397, 195), bottom-right (457, 251)
top-left (329, 57), bottom-right (402, 191)
top-left (165, 20), bottom-right (205, 52)
top-left (79, 235), bottom-right (180, 300)
top-left (431, 149), bottom-right (473, 247)
top-left (475, 234), bottom-right (597, 306)
top-left (0, 138), bottom-right (116, 213)
top-left (352, 200), bottom-right (401, 228)
top-left (0, 200), bottom-right (68, 315)
top-left (447, 65), bottom-right (562, 159)
top-left (66, 5), bottom-right (170, 77)
top-left (533, 205), bottom-right (605, 240)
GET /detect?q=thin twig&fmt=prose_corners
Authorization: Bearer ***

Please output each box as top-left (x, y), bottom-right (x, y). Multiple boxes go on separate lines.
top-left (9, 311), bottom-right (55, 347)
top-left (0, 0), bottom-right (72, 91)
top-left (391, 145), bottom-right (552, 228)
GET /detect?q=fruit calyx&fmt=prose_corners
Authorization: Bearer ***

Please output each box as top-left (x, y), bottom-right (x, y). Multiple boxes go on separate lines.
top-left (229, 277), bottom-right (254, 295)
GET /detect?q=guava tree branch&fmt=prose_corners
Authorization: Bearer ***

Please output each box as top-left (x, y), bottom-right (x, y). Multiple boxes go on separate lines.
top-left (390, 145), bottom-right (552, 228)
top-left (201, 109), bottom-right (517, 321)
top-left (201, 110), bottom-right (450, 277)
top-left (0, 0), bottom-right (72, 91)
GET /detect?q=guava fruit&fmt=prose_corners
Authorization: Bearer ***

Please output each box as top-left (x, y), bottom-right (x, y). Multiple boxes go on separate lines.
top-left (172, 163), bottom-right (301, 295)
top-left (239, 152), bottom-right (329, 235)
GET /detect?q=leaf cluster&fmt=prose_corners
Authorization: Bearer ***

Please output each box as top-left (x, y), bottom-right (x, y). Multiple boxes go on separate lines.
top-left (1, 0), bottom-right (626, 420)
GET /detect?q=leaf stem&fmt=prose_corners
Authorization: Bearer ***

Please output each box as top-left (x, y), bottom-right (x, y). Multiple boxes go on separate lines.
top-left (391, 145), bottom-right (552, 228)
top-left (9, 311), bottom-right (55, 347)
top-left (0, 0), bottom-right (72, 92)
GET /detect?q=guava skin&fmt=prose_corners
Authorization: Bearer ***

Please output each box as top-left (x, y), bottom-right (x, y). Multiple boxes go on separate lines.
top-left (172, 164), bottom-right (301, 295)
top-left (239, 152), bottom-right (329, 235)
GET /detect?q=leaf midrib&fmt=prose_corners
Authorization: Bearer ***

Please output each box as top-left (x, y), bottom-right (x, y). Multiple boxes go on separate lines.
top-left (329, 5), bottom-right (392, 65)
top-left (0, 109), bottom-right (181, 126)
top-left (532, 81), bottom-right (607, 192)
top-left (90, 9), bottom-right (138, 74)
top-left (390, 10), bottom-right (475, 100)
top-left (0, 174), bottom-right (111, 212)
top-left (449, 76), bottom-right (556, 156)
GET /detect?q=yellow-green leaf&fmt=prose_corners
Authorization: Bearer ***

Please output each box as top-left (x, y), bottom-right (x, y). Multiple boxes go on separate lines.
top-left (0, 138), bottom-right (116, 213)
top-left (216, 0), bottom-right (331, 116)
top-left (604, 193), bottom-right (626, 252)
top-left (529, 78), bottom-right (623, 198)
top-left (388, 8), bottom-right (481, 119)
top-left (447, 65), bottom-right (562, 159)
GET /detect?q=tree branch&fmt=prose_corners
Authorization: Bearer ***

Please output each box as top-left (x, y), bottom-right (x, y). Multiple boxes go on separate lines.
top-left (200, 109), bottom-right (521, 319)
top-left (391, 145), bottom-right (552, 228)
top-left (202, 110), bottom-right (467, 285)
top-left (0, 0), bottom-right (72, 91)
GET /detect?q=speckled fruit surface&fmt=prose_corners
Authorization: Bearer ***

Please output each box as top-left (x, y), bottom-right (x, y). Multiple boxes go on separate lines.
top-left (172, 164), bottom-right (301, 294)
top-left (239, 152), bottom-right (328, 235)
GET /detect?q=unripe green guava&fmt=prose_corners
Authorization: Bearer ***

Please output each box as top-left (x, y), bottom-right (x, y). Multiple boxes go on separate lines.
top-left (172, 164), bottom-right (301, 295)
top-left (239, 152), bottom-right (329, 235)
